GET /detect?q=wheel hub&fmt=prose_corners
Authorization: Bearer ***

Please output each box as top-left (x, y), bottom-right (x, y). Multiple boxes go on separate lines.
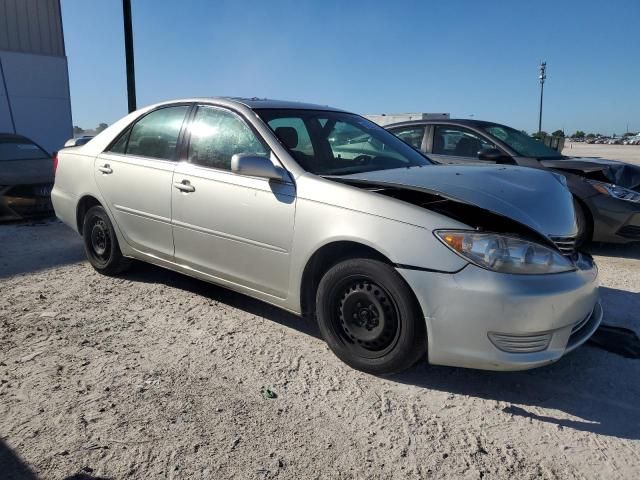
top-left (338, 281), bottom-right (397, 350)
top-left (90, 220), bottom-right (108, 256)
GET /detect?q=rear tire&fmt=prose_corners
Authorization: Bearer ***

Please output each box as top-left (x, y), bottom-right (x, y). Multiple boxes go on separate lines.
top-left (316, 258), bottom-right (426, 375)
top-left (82, 205), bottom-right (131, 275)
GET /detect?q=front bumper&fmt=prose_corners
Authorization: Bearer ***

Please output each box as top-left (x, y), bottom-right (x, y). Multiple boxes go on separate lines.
top-left (588, 194), bottom-right (640, 243)
top-left (398, 254), bottom-right (600, 371)
top-left (0, 184), bottom-right (54, 221)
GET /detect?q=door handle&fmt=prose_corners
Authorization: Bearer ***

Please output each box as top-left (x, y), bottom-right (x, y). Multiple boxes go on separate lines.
top-left (173, 180), bottom-right (195, 193)
top-left (98, 164), bottom-right (113, 174)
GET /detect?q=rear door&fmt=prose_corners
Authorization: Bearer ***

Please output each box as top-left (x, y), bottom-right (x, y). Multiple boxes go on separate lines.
top-left (428, 125), bottom-right (499, 165)
top-left (94, 104), bottom-right (191, 261)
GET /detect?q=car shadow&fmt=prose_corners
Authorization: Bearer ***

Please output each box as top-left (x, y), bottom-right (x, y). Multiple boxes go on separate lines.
top-left (0, 438), bottom-right (38, 480)
top-left (124, 261), bottom-right (322, 340)
top-left (1, 438), bottom-right (112, 480)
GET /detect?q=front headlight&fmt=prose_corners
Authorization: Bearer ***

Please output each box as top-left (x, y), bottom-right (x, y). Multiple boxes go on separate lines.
top-left (588, 180), bottom-right (640, 203)
top-left (435, 230), bottom-right (575, 275)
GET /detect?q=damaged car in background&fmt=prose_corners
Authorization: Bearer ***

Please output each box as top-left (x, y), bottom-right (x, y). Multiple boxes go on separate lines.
top-left (387, 119), bottom-right (640, 245)
top-left (52, 98), bottom-right (601, 374)
top-left (0, 133), bottom-right (54, 221)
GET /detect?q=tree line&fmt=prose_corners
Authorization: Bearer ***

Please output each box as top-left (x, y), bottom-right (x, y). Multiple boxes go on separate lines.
top-left (73, 123), bottom-right (108, 136)
top-left (530, 130), bottom-right (637, 139)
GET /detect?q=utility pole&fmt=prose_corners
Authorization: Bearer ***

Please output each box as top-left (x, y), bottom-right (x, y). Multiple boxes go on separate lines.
top-left (123, 0), bottom-right (137, 113)
top-left (538, 61), bottom-right (546, 134)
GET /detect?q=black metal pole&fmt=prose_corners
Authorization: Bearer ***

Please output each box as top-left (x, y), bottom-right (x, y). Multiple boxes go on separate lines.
top-left (538, 61), bottom-right (546, 134)
top-left (538, 81), bottom-right (544, 134)
top-left (123, 0), bottom-right (136, 113)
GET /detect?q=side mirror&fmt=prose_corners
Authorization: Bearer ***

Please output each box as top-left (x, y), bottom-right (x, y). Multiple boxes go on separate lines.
top-left (231, 154), bottom-right (285, 180)
top-left (478, 147), bottom-right (509, 163)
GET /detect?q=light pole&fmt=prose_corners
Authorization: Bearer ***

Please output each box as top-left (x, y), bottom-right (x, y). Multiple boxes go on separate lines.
top-left (538, 61), bottom-right (546, 134)
top-left (123, 0), bottom-right (137, 113)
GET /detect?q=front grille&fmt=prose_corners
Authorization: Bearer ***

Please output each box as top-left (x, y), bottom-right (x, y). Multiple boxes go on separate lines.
top-left (549, 235), bottom-right (577, 256)
top-left (617, 225), bottom-right (640, 239)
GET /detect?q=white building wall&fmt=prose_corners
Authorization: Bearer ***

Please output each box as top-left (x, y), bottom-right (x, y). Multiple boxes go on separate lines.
top-left (366, 113), bottom-right (450, 127)
top-left (0, 0), bottom-right (72, 153)
top-left (0, 50), bottom-right (72, 152)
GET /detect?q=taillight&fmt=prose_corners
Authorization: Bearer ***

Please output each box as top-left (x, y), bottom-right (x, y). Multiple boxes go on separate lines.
top-left (53, 152), bottom-right (58, 175)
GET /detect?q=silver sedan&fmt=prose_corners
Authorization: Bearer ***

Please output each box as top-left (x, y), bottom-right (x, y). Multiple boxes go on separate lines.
top-left (51, 98), bottom-right (601, 374)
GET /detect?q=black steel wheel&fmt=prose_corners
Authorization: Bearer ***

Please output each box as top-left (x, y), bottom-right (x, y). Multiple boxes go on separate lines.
top-left (316, 258), bottom-right (426, 374)
top-left (335, 277), bottom-right (401, 358)
top-left (82, 205), bottom-right (131, 275)
top-left (89, 218), bottom-right (111, 264)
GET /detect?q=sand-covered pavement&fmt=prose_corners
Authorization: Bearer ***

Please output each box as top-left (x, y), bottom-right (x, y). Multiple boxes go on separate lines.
top-left (1, 220), bottom-right (639, 479)
top-left (563, 142), bottom-right (640, 165)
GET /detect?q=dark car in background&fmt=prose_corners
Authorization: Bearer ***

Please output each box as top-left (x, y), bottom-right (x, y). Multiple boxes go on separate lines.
top-left (64, 135), bottom-right (94, 147)
top-left (386, 119), bottom-right (640, 245)
top-left (0, 133), bottom-right (54, 221)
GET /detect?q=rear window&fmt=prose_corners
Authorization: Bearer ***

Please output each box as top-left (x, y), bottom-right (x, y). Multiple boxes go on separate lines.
top-left (0, 140), bottom-right (49, 161)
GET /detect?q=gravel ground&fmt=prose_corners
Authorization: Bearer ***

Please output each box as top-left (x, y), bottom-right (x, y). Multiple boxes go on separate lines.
top-left (563, 142), bottom-right (640, 165)
top-left (1, 219), bottom-right (639, 480)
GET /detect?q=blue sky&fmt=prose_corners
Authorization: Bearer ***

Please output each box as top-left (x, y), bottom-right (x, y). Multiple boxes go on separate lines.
top-left (61, 0), bottom-right (639, 135)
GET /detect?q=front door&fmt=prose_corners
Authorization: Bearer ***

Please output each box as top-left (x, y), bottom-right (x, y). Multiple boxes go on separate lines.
top-left (429, 125), bottom-right (499, 165)
top-left (171, 105), bottom-right (296, 298)
top-left (94, 104), bottom-right (190, 261)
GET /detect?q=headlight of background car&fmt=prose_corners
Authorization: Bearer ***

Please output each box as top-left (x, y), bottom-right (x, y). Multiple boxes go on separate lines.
top-left (435, 230), bottom-right (575, 275)
top-left (588, 180), bottom-right (640, 203)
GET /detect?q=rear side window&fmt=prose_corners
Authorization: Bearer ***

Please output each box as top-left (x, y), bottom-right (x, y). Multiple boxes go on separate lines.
top-left (187, 106), bottom-right (268, 170)
top-left (109, 105), bottom-right (189, 160)
top-left (389, 126), bottom-right (425, 149)
top-left (0, 140), bottom-right (49, 161)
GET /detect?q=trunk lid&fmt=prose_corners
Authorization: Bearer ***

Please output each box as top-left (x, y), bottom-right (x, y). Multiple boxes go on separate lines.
top-left (0, 158), bottom-right (54, 186)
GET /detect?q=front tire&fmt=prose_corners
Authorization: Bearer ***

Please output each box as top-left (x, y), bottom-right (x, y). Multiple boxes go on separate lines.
top-left (316, 258), bottom-right (426, 375)
top-left (574, 198), bottom-right (592, 247)
top-left (82, 205), bottom-right (131, 275)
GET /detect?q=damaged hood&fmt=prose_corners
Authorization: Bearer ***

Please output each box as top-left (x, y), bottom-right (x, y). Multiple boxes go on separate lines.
top-left (342, 165), bottom-right (577, 238)
top-left (542, 157), bottom-right (640, 189)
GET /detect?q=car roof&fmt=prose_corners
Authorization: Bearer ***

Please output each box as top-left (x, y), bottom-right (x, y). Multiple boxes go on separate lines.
top-left (385, 118), bottom-right (503, 129)
top-left (152, 97), bottom-right (345, 112)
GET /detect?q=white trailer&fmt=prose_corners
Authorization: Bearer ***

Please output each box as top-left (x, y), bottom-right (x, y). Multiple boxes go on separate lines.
top-left (365, 112), bottom-right (450, 127)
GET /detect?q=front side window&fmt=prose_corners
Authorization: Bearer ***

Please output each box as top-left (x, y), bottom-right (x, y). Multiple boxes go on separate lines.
top-left (256, 109), bottom-right (430, 175)
top-left (188, 106), bottom-right (268, 170)
top-left (484, 125), bottom-right (563, 159)
top-left (111, 105), bottom-right (189, 160)
top-left (432, 126), bottom-right (496, 157)
top-left (389, 126), bottom-right (425, 149)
